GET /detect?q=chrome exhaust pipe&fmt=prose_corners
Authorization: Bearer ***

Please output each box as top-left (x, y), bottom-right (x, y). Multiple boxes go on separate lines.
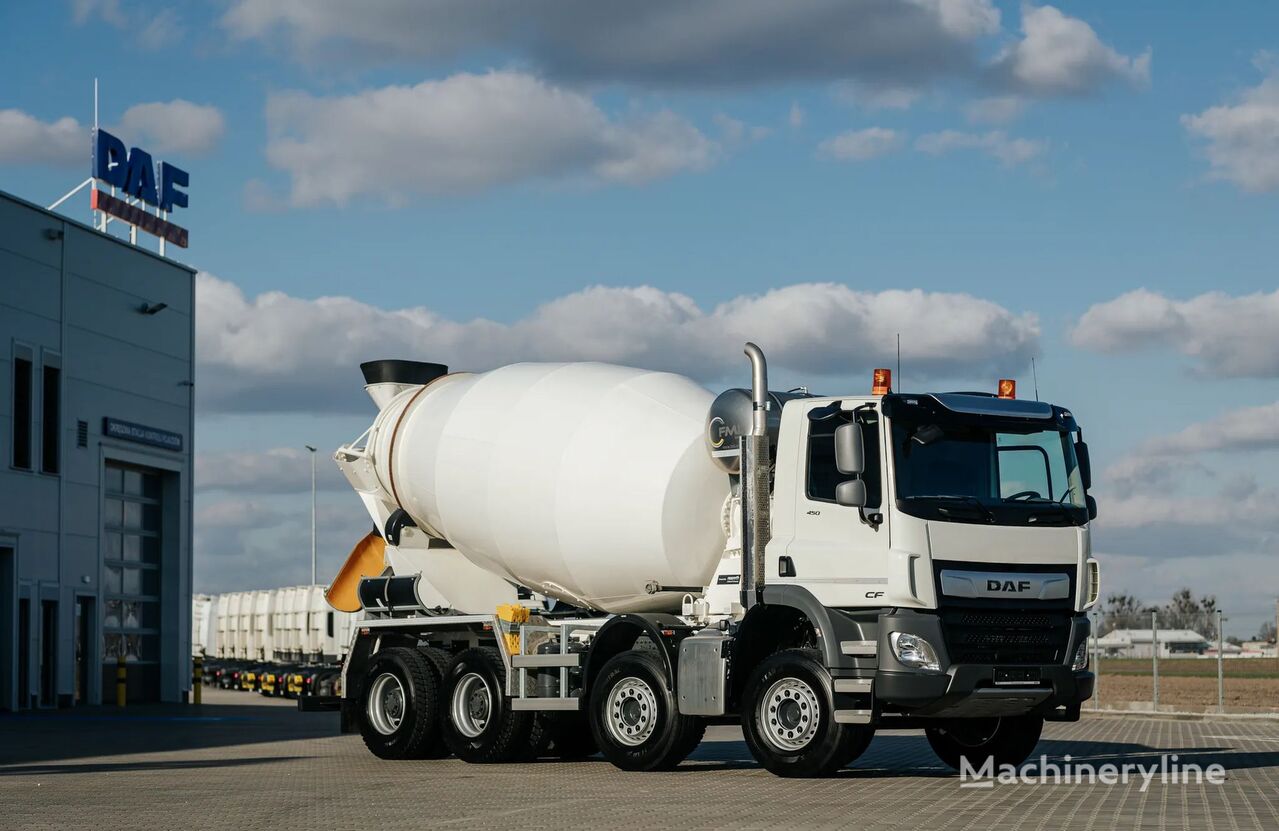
top-left (740, 342), bottom-right (771, 611)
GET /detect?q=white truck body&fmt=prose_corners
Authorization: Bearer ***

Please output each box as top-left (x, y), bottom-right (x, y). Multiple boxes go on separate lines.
top-left (327, 349), bottom-right (1100, 776)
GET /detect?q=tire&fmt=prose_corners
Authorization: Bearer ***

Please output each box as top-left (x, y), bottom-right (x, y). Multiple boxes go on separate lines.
top-left (358, 647), bottom-right (445, 760)
top-left (441, 647), bottom-right (533, 763)
top-left (589, 650), bottom-right (703, 772)
top-left (740, 648), bottom-right (859, 777)
top-left (925, 715), bottom-right (1044, 772)
top-left (543, 712), bottom-right (599, 760)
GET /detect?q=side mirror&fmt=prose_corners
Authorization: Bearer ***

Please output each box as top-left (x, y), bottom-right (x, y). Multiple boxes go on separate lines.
top-left (1086, 494), bottom-right (1098, 521)
top-left (835, 422), bottom-right (864, 475)
top-left (1075, 440), bottom-right (1092, 491)
top-left (835, 479), bottom-right (868, 508)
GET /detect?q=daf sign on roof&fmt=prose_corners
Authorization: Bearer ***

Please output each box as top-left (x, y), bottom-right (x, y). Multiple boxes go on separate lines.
top-left (91, 128), bottom-right (190, 248)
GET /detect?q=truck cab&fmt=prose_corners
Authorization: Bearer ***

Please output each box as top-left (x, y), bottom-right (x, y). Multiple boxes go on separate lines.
top-left (708, 371), bottom-right (1097, 773)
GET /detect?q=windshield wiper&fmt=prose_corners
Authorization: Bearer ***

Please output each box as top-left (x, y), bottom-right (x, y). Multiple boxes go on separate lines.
top-left (903, 494), bottom-right (996, 523)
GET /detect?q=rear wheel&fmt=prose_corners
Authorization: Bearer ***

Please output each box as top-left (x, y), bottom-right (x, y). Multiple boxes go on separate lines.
top-left (740, 648), bottom-right (859, 777)
top-left (358, 647), bottom-right (444, 760)
top-left (589, 650), bottom-right (703, 771)
top-left (925, 715), bottom-right (1044, 771)
top-left (441, 647), bottom-right (533, 763)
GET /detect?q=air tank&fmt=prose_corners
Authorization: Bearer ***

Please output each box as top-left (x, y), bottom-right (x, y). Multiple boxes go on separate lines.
top-left (363, 362), bottom-right (731, 613)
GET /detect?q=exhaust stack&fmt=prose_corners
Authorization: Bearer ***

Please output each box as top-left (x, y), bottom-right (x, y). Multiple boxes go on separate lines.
top-left (360, 359), bottom-right (448, 408)
top-left (740, 343), bottom-right (771, 611)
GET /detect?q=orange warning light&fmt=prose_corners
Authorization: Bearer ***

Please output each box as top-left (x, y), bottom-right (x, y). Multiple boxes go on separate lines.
top-left (998, 379), bottom-right (1016, 399)
top-left (872, 368), bottom-right (892, 396)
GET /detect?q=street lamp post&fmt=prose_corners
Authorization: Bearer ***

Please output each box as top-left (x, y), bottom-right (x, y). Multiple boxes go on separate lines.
top-left (305, 445), bottom-right (317, 586)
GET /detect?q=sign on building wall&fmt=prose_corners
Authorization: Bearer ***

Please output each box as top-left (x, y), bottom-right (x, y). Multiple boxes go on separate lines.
top-left (103, 418), bottom-right (183, 451)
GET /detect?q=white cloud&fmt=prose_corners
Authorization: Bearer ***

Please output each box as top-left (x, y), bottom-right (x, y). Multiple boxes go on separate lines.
top-left (965, 95), bottom-right (1026, 124)
top-left (196, 447), bottom-right (349, 494)
top-left (71, 0), bottom-right (126, 26)
top-left (788, 103), bottom-right (806, 129)
top-left (1182, 71), bottom-right (1279, 193)
top-left (713, 113), bottom-right (771, 145)
top-left (0, 109), bottom-right (84, 167)
top-left (116, 100), bottom-right (225, 156)
top-left (914, 129), bottom-right (1047, 166)
top-left (225, 0), bottom-right (1002, 89)
top-left (818, 127), bottom-right (905, 161)
top-left (264, 72), bottom-right (716, 205)
top-left (833, 81), bottom-right (925, 111)
top-left (1070, 288), bottom-right (1279, 378)
top-left (194, 272), bottom-right (1040, 413)
top-left (1141, 402), bottom-right (1279, 456)
top-left (992, 4), bottom-right (1150, 96)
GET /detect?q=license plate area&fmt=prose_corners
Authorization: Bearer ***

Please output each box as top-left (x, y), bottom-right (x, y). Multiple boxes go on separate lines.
top-left (993, 667), bottom-right (1041, 686)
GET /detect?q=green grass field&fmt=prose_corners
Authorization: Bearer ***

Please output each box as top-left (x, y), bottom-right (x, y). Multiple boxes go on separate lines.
top-left (1098, 657), bottom-right (1279, 679)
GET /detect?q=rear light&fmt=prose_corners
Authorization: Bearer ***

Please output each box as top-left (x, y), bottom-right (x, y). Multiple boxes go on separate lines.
top-left (872, 368), bottom-right (892, 396)
top-left (998, 379), bottom-right (1016, 399)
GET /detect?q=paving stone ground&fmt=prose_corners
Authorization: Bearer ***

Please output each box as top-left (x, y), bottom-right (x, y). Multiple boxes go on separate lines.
top-left (1, 687), bottom-right (1277, 831)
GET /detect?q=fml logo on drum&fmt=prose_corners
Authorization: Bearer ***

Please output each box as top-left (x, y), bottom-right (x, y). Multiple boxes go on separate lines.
top-left (91, 128), bottom-right (190, 248)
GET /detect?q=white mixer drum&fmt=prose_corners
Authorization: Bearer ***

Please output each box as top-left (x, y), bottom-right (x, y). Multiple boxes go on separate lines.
top-left (368, 363), bottom-right (730, 613)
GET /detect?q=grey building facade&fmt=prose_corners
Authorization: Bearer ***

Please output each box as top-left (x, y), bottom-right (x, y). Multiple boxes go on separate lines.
top-left (0, 190), bottom-right (195, 707)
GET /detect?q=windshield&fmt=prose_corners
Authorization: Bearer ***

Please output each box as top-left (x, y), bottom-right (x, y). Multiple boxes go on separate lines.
top-left (891, 420), bottom-right (1086, 524)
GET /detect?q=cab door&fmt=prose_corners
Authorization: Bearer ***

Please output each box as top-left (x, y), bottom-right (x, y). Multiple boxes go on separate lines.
top-left (782, 403), bottom-right (891, 608)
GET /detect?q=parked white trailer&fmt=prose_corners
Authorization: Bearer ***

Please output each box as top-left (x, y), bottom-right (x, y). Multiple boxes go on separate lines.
top-left (192, 594), bottom-right (214, 656)
top-left (214, 594), bottom-right (232, 658)
top-left (329, 349), bottom-right (1101, 776)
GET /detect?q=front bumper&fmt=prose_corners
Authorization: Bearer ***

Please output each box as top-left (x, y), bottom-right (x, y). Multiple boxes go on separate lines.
top-left (873, 608), bottom-right (1094, 718)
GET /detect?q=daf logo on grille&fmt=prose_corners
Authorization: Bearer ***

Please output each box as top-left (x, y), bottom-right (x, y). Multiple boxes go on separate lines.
top-left (940, 570), bottom-right (1070, 600)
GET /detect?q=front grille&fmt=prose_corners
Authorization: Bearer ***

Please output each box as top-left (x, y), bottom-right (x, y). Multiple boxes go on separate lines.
top-left (940, 608), bottom-right (1071, 665)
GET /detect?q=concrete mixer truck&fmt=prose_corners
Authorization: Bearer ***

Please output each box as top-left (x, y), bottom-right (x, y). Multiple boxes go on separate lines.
top-left (322, 345), bottom-right (1098, 777)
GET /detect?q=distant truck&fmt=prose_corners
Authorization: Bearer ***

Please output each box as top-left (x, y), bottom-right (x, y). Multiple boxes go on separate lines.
top-left (326, 345), bottom-right (1098, 776)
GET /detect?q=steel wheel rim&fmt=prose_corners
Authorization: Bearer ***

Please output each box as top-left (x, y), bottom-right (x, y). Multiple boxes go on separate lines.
top-left (605, 676), bottom-right (658, 747)
top-left (758, 677), bottom-right (821, 753)
top-left (451, 672), bottom-right (492, 738)
top-left (367, 672), bottom-right (406, 736)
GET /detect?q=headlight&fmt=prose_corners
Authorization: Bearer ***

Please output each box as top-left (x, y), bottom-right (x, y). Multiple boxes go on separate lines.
top-left (1072, 639), bottom-right (1089, 671)
top-left (890, 632), bottom-right (941, 672)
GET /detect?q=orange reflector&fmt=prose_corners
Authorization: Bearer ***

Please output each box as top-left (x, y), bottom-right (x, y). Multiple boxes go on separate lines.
top-left (998, 379), bottom-right (1016, 399)
top-left (872, 368), bottom-right (892, 396)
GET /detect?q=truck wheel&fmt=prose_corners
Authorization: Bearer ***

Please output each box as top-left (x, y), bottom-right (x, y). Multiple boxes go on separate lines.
top-left (441, 647), bottom-right (533, 763)
top-left (358, 647), bottom-right (444, 760)
top-left (925, 715), bottom-right (1044, 771)
top-left (589, 650), bottom-right (703, 771)
top-left (740, 648), bottom-right (859, 777)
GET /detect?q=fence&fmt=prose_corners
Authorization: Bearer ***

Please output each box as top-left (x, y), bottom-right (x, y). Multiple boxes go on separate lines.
top-left (1086, 610), bottom-right (1279, 715)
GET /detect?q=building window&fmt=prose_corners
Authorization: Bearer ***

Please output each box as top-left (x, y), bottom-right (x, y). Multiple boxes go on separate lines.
top-left (41, 361), bottom-right (60, 474)
top-left (103, 461), bottom-right (164, 702)
top-left (11, 346), bottom-right (33, 470)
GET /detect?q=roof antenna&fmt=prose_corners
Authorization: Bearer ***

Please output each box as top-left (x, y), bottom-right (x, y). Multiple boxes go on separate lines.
top-left (1031, 357), bottom-right (1040, 402)
top-left (896, 333), bottom-right (901, 393)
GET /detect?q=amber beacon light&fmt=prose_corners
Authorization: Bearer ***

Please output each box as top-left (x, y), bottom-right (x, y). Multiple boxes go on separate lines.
top-left (872, 368), bottom-right (892, 396)
top-left (997, 379), bottom-right (1016, 399)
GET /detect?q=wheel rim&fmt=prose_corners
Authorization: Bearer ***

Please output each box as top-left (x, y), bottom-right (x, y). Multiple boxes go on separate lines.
top-left (451, 672), bottom-right (492, 738)
top-left (605, 676), bottom-right (658, 747)
top-left (367, 672), bottom-right (406, 736)
top-left (758, 677), bottom-right (821, 753)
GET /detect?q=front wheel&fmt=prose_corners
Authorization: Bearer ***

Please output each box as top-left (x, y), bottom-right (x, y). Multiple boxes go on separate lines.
top-left (740, 648), bottom-right (860, 777)
top-left (925, 715), bottom-right (1044, 772)
top-left (589, 650), bottom-right (704, 771)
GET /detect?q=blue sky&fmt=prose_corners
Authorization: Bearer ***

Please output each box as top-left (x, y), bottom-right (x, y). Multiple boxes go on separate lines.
top-left (2, 1), bottom-right (1277, 636)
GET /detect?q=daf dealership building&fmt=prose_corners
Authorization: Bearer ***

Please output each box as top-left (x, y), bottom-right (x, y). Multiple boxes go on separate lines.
top-left (0, 189), bottom-right (195, 707)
